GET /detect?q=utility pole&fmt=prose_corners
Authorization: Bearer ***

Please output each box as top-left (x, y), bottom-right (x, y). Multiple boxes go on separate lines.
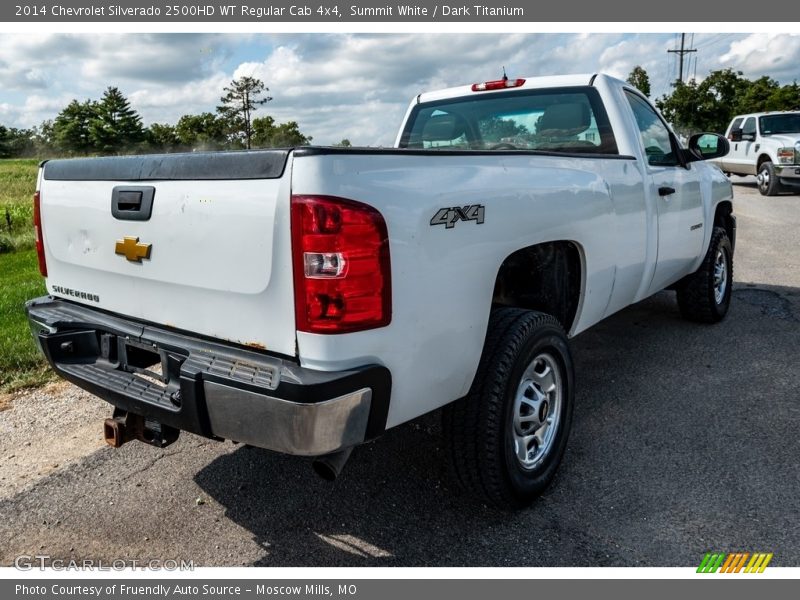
top-left (668, 33), bottom-right (697, 84)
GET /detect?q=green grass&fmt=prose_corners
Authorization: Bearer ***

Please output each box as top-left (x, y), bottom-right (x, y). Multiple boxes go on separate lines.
top-left (0, 249), bottom-right (52, 393)
top-left (0, 158), bottom-right (39, 253)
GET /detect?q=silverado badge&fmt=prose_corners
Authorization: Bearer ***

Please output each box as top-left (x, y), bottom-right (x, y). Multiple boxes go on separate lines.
top-left (115, 236), bottom-right (152, 262)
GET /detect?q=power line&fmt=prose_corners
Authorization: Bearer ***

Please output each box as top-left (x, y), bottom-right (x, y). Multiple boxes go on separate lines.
top-left (668, 33), bottom-right (697, 85)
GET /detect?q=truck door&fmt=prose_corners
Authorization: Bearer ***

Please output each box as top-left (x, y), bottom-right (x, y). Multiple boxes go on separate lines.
top-left (624, 90), bottom-right (705, 294)
top-left (725, 116), bottom-right (757, 175)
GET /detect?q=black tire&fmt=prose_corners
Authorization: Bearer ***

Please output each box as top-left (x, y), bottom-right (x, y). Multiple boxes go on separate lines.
top-left (757, 161), bottom-right (781, 196)
top-left (676, 226), bottom-right (733, 323)
top-left (442, 308), bottom-right (574, 510)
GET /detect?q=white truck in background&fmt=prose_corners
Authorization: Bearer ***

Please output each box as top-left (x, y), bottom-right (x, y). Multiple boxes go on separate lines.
top-left (27, 74), bottom-right (734, 509)
top-left (711, 111), bottom-right (800, 195)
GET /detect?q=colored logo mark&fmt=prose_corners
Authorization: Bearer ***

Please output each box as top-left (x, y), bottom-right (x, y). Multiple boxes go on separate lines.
top-left (697, 552), bottom-right (773, 573)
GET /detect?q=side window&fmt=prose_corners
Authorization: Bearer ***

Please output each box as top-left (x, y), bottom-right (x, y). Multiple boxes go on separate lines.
top-left (729, 117), bottom-right (743, 135)
top-left (624, 90), bottom-right (679, 167)
top-left (742, 117), bottom-right (756, 139)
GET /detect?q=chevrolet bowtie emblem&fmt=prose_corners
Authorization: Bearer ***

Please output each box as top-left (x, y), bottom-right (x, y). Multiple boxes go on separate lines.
top-left (115, 236), bottom-right (152, 262)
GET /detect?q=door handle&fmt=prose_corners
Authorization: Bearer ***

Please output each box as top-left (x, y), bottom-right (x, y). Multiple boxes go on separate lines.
top-left (111, 186), bottom-right (155, 221)
top-left (658, 186), bottom-right (676, 197)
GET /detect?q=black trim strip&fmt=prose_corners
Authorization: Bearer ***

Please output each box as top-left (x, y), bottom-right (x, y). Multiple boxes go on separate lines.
top-left (294, 147), bottom-right (636, 161)
top-left (42, 149), bottom-right (290, 181)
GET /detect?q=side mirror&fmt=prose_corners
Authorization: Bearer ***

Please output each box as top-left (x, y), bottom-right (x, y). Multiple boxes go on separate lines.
top-left (729, 128), bottom-right (743, 142)
top-left (687, 133), bottom-right (730, 161)
top-left (741, 132), bottom-right (756, 142)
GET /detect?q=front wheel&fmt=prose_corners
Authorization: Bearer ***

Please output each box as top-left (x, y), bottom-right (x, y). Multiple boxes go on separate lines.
top-left (442, 308), bottom-right (574, 510)
top-left (676, 226), bottom-right (733, 323)
top-left (757, 161), bottom-right (781, 196)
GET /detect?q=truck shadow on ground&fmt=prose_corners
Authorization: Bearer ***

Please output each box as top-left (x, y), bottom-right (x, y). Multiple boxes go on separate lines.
top-left (194, 283), bottom-right (800, 566)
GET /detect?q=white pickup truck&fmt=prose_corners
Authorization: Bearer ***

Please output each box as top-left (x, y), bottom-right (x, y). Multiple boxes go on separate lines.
top-left (27, 74), bottom-right (735, 509)
top-left (711, 111), bottom-right (800, 196)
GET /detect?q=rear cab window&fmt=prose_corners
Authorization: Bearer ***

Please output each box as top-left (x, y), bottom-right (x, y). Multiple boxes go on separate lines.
top-left (398, 86), bottom-right (618, 155)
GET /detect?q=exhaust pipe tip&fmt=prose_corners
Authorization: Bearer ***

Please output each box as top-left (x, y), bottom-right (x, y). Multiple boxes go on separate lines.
top-left (312, 447), bottom-right (354, 481)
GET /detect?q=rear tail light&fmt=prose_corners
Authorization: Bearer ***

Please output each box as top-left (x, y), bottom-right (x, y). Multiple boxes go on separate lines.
top-left (291, 195), bottom-right (391, 333)
top-left (471, 78), bottom-right (525, 92)
top-left (33, 191), bottom-right (47, 277)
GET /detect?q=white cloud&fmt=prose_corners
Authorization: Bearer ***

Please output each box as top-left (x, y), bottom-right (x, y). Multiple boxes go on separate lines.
top-left (2, 33), bottom-right (800, 146)
top-left (719, 33), bottom-right (800, 81)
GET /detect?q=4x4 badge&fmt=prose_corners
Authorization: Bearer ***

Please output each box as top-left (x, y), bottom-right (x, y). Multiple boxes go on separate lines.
top-left (115, 236), bottom-right (152, 262)
top-left (430, 204), bottom-right (486, 229)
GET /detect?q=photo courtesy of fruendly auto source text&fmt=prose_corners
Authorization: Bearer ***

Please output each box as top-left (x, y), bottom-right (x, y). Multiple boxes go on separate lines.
top-left (0, 0), bottom-right (799, 596)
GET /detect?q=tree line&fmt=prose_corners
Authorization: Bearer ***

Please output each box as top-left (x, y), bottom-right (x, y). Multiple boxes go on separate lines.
top-left (626, 66), bottom-right (800, 136)
top-left (0, 76), bottom-right (313, 158)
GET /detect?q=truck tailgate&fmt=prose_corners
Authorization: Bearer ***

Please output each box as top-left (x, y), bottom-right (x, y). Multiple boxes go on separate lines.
top-left (38, 151), bottom-right (297, 357)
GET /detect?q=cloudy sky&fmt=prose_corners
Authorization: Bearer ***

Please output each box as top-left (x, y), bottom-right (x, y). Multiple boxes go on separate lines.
top-left (1, 32), bottom-right (799, 146)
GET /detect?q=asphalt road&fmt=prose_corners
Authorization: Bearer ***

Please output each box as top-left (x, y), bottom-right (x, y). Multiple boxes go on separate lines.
top-left (1, 179), bottom-right (798, 567)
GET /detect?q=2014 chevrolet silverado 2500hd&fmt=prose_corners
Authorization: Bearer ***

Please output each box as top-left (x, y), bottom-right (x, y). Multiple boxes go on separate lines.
top-left (708, 111), bottom-right (800, 196)
top-left (26, 73), bottom-right (735, 509)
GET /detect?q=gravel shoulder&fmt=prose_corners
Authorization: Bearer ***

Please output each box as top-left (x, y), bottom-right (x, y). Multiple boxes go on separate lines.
top-left (0, 381), bottom-right (108, 499)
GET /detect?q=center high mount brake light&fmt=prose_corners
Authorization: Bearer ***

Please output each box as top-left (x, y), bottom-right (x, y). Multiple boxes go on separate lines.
top-left (471, 78), bottom-right (526, 92)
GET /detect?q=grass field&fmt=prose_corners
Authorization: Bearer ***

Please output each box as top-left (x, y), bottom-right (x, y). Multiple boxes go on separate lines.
top-left (0, 249), bottom-right (52, 393)
top-left (0, 158), bottom-right (39, 253)
top-left (0, 159), bottom-right (52, 393)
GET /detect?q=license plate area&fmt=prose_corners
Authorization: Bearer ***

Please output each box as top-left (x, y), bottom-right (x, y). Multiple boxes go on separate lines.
top-left (116, 338), bottom-right (185, 391)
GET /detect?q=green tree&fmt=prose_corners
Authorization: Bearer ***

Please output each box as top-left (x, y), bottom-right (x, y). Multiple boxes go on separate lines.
top-left (175, 113), bottom-right (228, 150)
top-left (34, 120), bottom-right (54, 153)
top-left (479, 116), bottom-right (529, 141)
top-left (335, 138), bottom-right (352, 147)
top-left (89, 87), bottom-right (145, 154)
top-left (626, 66), bottom-right (651, 97)
top-left (736, 76), bottom-right (780, 114)
top-left (217, 76), bottom-right (272, 149)
top-left (0, 125), bottom-right (9, 158)
top-left (52, 99), bottom-right (96, 155)
top-left (700, 69), bottom-right (747, 110)
top-left (1, 127), bottom-right (38, 157)
top-left (656, 79), bottom-right (713, 135)
top-left (251, 116), bottom-right (312, 147)
top-left (147, 123), bottom-right (180, 152)
top-left (765, 82), bottom-right (800, 111)
top-left (657, 69), bottom-right (800, 135)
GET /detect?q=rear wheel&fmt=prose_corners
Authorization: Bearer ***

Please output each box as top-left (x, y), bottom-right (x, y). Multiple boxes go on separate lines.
top-left (443, 308), bottom-right (574, 510)
top-left (757, 161), bottom-right (781, 196)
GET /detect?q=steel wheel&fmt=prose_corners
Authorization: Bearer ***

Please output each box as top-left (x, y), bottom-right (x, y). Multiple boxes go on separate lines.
top-left (757, 165), bottom-right (770, 194)
top-left (757, 161), bottom-right (780, 196)
top-left (713, 246), bottom-right (728, 305)
top-left (512, 353), bottom-right (562, 470)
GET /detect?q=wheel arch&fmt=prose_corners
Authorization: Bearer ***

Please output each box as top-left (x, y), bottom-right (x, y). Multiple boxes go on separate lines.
top-left (713, 200), bottom-right (736, 252)
top-left (757, 153), bottom-right (773, 170)
top-left (491, 240), bottom-right (584, 335)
